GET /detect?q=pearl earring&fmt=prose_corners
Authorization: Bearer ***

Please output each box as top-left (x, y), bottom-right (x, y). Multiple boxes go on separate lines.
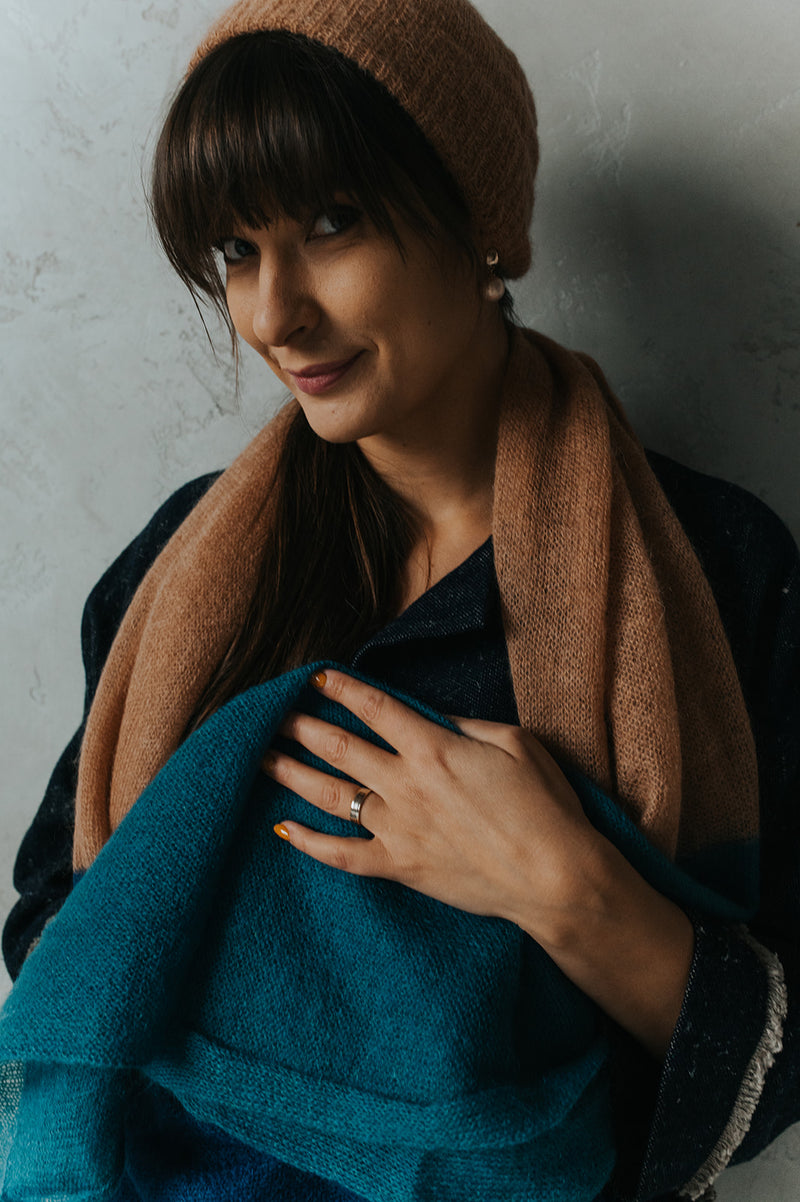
top-left (485, 249), bottom-right (506, 301)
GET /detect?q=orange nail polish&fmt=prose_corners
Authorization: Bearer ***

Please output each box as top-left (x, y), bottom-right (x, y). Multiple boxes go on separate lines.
top-left (311, 670), bottom-right (327, 689)
top-left (274, 823), bottom-right (291, 842)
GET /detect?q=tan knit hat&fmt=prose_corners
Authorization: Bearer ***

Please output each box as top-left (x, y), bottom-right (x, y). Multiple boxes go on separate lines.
top-left (190, 0), bottom-right (538, 279)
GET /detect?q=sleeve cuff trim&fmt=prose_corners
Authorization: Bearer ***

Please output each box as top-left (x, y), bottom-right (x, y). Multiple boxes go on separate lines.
top-left (678, 928), bottom-right (788, 1200)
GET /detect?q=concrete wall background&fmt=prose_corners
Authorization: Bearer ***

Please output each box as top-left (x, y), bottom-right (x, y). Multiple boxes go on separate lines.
top-left (1, 1), bottom-right (798, 1194)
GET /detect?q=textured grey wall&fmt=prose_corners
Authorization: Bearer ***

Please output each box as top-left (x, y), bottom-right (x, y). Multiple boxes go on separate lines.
top-left (1, 1), bottom-right (798, 1194)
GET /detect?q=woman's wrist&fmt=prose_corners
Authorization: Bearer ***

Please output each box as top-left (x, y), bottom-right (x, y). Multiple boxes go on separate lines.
top-left (515, 829), bottom-right (695, 1060)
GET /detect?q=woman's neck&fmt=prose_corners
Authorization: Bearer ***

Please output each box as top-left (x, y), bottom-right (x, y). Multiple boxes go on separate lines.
top-left (357, 316), bottom-right (510, 540)
top-left (362, 315), bottom-right (509, 614)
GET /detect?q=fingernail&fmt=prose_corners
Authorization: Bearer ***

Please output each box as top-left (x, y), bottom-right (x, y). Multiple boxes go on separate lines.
top-left (311, 670), bottom-right (327, 690)
top-left (262, 753), bottom-right (276, 772)
top-left (274, 823), bottom-right (291, 842)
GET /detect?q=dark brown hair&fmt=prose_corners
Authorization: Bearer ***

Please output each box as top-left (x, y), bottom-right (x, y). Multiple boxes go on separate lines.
top-left (150, 31), bottom-right (516, 729)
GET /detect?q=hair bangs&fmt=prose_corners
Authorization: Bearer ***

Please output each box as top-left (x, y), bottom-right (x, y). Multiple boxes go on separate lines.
top-left (151, 33), bottom-right (440, 326)
top-left (150, 30), bottom-right (508, 344)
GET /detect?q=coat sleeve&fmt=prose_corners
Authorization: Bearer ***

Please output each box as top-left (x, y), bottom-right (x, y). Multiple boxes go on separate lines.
top-left (612, 455), bottom-right (800, 1202)
top-left (2, 474), bottom-right (220, 982)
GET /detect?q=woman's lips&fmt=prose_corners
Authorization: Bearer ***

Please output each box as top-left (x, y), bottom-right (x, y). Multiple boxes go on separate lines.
top-left (287, 352), bottom-right (363, 396)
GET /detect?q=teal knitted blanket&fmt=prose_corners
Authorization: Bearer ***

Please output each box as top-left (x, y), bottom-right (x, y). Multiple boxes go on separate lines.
top-left (0, 664), bottom-right (757, 1201)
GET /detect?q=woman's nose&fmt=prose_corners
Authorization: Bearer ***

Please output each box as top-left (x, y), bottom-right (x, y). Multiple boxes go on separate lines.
top-left (250, 259), bottom-right (318, 350)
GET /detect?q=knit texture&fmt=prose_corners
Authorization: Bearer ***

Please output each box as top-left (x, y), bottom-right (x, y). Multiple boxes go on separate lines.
top-left (189, 0), bottom-right (539, 278)
top-left (0, 663), bottom-right (757, 1201)
top-left (74, 327), bottom-right (758, 872)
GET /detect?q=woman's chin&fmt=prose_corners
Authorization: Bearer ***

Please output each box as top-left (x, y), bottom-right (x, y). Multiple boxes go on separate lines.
top-left (293, 398), bottom-right (382, 446)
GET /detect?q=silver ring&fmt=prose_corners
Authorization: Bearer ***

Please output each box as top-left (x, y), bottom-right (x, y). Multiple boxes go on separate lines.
top-left (350, 787), bottom-right (373, 826)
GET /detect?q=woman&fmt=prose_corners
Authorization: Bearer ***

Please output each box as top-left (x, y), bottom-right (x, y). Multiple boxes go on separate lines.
top-left (1, 0), bottom-right (798, 1199)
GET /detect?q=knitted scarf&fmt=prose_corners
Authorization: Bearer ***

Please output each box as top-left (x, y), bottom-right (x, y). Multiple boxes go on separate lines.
top-left (74, 325), bottom-right (758, 870)
top-left (0, 327), bottom-right (762, 1200)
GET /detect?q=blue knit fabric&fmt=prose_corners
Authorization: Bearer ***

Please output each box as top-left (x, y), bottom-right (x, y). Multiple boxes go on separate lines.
top-left (116, 1081), bottom-right (373, 1202)
top-left (0, 663), bottom-right (756, 1202)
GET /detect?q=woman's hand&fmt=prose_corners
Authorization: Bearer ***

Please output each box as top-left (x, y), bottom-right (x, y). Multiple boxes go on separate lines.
top-left (263, 667), bottom-right (599, 940)
top-left (263, 668), bottom-right (696, 1059)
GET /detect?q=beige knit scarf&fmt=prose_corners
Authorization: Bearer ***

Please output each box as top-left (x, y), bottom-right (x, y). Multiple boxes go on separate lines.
top-left (74, 327), bottom-right (759, 872)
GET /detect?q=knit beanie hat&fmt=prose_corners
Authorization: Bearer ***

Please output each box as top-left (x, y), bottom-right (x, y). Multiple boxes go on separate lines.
top-left (190, 0), bottom-right (538, 279)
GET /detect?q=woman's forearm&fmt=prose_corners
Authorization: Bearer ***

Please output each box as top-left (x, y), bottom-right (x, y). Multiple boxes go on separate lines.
top-left (516, 835), bottom-right (695, 1060)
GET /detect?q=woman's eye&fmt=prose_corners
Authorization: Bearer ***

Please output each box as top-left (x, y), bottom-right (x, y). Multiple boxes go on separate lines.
top-left (218, 237), bottom-right (255, 264)
top-left (309, 206), bottom-right (361, 239)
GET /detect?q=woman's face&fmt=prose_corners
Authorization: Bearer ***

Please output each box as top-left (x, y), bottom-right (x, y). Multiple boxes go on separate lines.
top-left (220, 199), bottom-right (507, 453)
